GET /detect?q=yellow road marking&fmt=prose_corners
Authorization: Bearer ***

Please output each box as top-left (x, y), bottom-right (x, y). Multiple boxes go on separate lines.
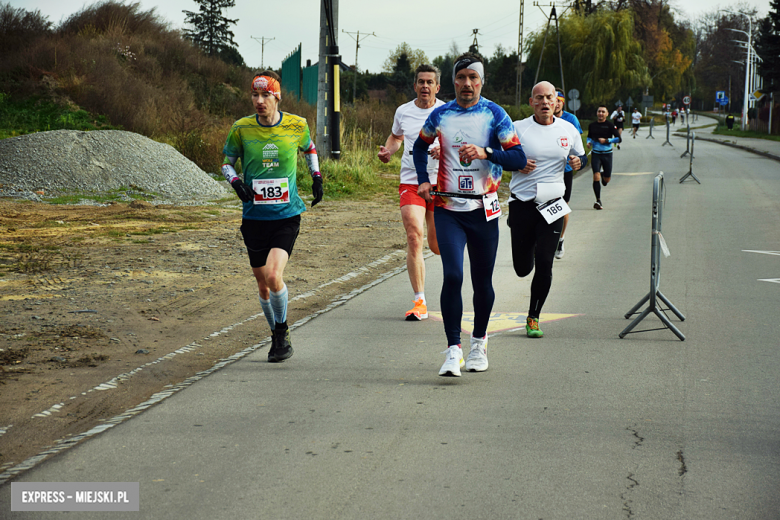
top-left (428, 311), bottom-right (581, 334)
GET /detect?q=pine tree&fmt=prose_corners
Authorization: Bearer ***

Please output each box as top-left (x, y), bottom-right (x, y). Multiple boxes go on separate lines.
top-left (756, 0), bottom-right (780, 86)
top-left (182, 0), bottom-right (238, 57)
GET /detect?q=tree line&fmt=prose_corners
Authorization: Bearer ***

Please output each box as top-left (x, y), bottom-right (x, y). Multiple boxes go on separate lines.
top-left (339, 0), bottom-right (779, 121)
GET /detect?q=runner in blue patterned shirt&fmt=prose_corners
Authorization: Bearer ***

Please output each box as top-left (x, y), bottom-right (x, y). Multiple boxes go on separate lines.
top-left (413, 52), bottom-right (526, 377)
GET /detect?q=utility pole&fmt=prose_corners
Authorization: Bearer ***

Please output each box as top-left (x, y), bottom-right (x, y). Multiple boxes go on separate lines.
top-left (342, 29), bottom-right (375, 103)
top-left (516, 0), bottom-right (525, 106)
top-left (317, 0), bottom-right (340, 159)
top-left (251, 36), bottom-right (275, 69)
top-left (533, 2), bottom-right (571, 96)
top-left (469, 28), bottom-right (481, 54)
top-left (725, 10), bottom-right (752, 130)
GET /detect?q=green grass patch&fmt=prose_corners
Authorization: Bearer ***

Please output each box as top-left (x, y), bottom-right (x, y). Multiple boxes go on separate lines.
top-left (296, 147), bottom-right (398, 201)
top-left (0, 92), bottom-right (120, 139)
top-left (712, 127), bottom-right (780, 142)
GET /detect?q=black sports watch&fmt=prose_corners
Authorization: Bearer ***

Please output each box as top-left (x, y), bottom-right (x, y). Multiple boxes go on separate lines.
top-left (485, 146), bottom-right (494, 161)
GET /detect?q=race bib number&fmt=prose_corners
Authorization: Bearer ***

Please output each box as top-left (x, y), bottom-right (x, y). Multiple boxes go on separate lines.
top-left (536, 197), bottom-right (571, 224)
top-left (252, 178), bottom-right (290, 205)
top-left (483, 192), bottom-right (502, 221)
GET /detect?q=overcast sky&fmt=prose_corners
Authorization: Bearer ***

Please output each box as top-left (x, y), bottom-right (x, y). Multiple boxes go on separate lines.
top-left (10, 0), bottom-right (773, 72)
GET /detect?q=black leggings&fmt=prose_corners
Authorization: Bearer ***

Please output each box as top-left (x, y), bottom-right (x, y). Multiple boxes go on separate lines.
top-left (508, 199), bottom-right (563, 318)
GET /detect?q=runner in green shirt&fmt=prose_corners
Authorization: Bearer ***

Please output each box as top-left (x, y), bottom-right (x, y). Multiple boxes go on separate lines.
top-left (221, 70), bottom-right (323, 362)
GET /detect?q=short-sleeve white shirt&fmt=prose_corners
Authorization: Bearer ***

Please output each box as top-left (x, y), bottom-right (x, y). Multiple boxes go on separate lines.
top-left (632, 112), bottom-right (642, 124)
top-left (509, 116), bottom-right (586, 202)
top-left (392, 98), bottom-right (445, 185)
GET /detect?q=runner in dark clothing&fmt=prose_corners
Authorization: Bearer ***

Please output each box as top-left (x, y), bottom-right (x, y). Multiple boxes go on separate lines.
top-left (587, 105), bottom-right (621, 210)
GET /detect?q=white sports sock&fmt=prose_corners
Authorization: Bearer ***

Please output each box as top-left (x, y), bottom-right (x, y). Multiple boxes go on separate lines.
top-left (259, 296), bottom-right (275, 331)
top-left (270, 284), bottom-right (288, 325)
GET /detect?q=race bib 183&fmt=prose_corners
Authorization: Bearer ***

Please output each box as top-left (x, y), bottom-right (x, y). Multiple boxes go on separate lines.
top-left (252, 178), bottom-right (290, 205)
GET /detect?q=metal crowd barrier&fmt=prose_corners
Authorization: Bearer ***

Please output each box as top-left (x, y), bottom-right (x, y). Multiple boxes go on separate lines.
top-left (662, 115), bottom-right (673, 147)
top-left (620, 172), bottom-right (686, 341)
top-left (680, 122), bottom-right (694, 158)
top-left (679, 132), bottom-right (700, 184)
top-left (646, 118), bottom-right (655, 139)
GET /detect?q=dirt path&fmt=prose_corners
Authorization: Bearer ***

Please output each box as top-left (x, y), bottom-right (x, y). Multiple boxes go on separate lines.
top-left (0, 197), bottom-right (410, 475)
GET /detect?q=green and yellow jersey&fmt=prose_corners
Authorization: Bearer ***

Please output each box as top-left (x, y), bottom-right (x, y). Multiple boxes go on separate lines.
top-left (223, 112), bottom-right (317, 220)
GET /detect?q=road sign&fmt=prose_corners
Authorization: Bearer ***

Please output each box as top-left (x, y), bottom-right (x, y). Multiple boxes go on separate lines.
top-left (716, 91), bottom-right (726, 100)
top-left (616, 99), bottom-right (623, 107)
top-left (683, 96), bottom-right (691, 105)
top-left (750, 90), bottom-right (765, 101)
top-left (718, 97), bottom-right (729, 106)
top-left (626, 96), bottom-right (634, 108)
top-left (568, 89), bottom-right (580, 100)
top-left (568, 99), bottom-right (581, 112)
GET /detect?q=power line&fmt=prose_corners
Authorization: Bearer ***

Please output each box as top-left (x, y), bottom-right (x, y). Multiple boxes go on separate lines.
top-left (251, 36), bottom-right (275, 69)
top-left (342, 29), bottom-right (376, 102)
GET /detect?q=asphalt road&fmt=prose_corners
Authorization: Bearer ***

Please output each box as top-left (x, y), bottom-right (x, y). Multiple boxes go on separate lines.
top-left (3, 129), bottom-right (780, 519)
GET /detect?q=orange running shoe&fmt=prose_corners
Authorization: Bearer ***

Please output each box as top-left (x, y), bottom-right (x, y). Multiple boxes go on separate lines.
top-left (405, 298), bottom-right (428, 321)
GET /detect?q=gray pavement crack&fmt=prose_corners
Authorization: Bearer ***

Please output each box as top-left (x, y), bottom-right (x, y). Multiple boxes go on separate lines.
top-left (677, 449), bottom-right (687, 477)
top-left (627, 425), bottom-right (644, 449)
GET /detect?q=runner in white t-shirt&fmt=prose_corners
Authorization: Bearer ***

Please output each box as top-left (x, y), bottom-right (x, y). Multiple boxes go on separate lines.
top-left (631, 108), bottom-right (642, 138)
top-left (610, 105), bottom-right (625, 149)
top-left (509, 81), bottom-right (587, 338)
top-left (378, 64), bottom-right (445, 321)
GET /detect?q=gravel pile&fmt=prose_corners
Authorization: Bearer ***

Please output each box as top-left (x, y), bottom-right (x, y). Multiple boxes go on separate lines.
top-left (0, 130), bottom-right (231, 204)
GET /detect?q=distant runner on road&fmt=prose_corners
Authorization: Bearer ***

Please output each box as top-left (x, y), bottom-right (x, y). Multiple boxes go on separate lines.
top-left (587, 105), bottom-right (621, 210)
top-left (610, 105), bottom-right (625, 149)
top-left (378, 64), bottom-right (445, 322)
top-left (631, 108), bottom-right (641, 138)
top-left (413, 52), bottom-right (526, 377)
top-left (510, 81), bottom-right (587, 338)
top-left (221, 70), bottom-right (323, 363)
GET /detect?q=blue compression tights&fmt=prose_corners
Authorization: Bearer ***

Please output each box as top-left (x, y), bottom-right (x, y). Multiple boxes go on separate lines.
top-left (434, 207), bottom-right (499, 346)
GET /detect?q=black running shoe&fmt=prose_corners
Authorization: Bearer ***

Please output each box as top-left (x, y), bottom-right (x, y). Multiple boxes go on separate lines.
top-left (268, 323), bottom-right (293, 362)
top-left (593, 200), bottom-right (603, 210)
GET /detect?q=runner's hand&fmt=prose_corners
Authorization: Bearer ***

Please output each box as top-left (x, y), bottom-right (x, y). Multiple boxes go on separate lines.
top-left (418, 182), bottom-right (432, 203)
top-left (519, 159), bottom-right (537, 174)
top-left (429, 146), bottom-right (441, 160)
top-left (231, 178), bottom-right (254, 203)
top-left (377, 146), bottom-right (392, 163)
top-left (567, 155), bottom-right (581, 171)
top-left (459, 144), bottom-right (486, 162)
top-left (311, 174), bottom-right (323, 207)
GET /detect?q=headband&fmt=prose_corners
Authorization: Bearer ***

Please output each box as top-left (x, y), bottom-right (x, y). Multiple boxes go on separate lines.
top-left (452, 57), bottom-right (484, 84)
top-left (251, 75), bottom-right (281, 100)
top-left (556, 91), bottom-right (565, 100)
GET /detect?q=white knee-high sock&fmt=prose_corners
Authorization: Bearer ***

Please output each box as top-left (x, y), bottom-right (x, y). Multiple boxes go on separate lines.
top-left (259, 296), bottom-right (275, 331)
top-left (270, 284), bottom-right (288, 325)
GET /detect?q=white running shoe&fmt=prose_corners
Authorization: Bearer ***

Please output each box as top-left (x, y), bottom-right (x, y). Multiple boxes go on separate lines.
top-left (438, 345), bottom-right (464, 377)
top-left (555, 238), bottom-right (565, 259)
top-left (465, 336), bottom-right (488, 372)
